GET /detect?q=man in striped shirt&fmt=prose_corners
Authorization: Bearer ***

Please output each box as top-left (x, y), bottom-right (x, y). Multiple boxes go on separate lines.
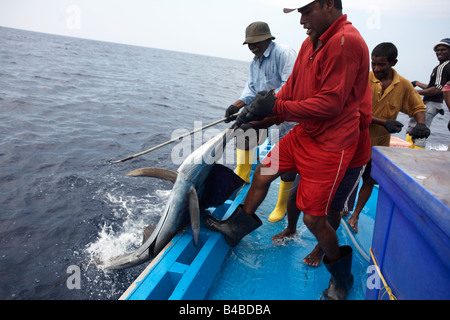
top-left (410, 38), bottom-right (450, 148)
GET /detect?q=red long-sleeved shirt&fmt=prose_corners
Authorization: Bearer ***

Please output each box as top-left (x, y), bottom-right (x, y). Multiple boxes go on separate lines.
top-left (274, 15), bottom-right (372, 152)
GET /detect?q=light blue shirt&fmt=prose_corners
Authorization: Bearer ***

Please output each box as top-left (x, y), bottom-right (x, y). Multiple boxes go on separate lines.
top-left (239, 41), bottom-right (297, 105)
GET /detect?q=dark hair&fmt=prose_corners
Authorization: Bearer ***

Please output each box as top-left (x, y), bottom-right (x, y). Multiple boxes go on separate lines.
top-left (316, 0), bottom-right (343, 10)
top-left (372, 42), bottom-right (398, 62)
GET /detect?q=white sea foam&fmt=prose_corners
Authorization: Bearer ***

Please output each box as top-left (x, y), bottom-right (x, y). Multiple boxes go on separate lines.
top-left (428, 143), bottom-right (449, 151)
top-left (85, 189), bottom-right (170, 270)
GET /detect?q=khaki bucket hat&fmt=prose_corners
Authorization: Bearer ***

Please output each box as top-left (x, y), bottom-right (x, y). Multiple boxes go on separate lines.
top-left (243, 22), bottom-right (276, 45)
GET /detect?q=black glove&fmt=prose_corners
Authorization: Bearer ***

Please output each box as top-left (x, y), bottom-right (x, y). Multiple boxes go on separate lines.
top-left (410, 123), bottom-right (431, 140)
top-left (384, 120), bottom-right (404, 133)
top-left (225, 105), bottom-right (240, 123)
top-left (236, 90), bottom-right (277, 126)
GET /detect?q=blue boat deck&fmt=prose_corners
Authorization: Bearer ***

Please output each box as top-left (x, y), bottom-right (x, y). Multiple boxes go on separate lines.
top-left (205, 178), bottom-right (377, 300)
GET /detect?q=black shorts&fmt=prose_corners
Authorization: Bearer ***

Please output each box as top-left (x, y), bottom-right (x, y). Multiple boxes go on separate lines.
top-left (362, 160), bottom-right (377, 186)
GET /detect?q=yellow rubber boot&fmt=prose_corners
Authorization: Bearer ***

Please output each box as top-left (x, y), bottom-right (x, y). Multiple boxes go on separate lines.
top-left (406, 134), bottom-right (425, 150)
top-left (268, 180), bottom-right (294, 223)
top-left (235, 148), bottom-right (254, 183)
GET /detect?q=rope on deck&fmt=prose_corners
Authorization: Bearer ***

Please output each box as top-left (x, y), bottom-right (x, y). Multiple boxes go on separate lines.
top-left (341, 219), bottom-right (370, 263)
top-left (370, 247), bottom-right (398, 300)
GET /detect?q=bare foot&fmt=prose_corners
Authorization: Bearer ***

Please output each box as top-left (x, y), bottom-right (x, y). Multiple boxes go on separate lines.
top-left (303, 244), bottom-right (324, 267)
top-left (272, 227), bottom-right (296, 244)
top-left (347, 215), bottom-right (359, 233)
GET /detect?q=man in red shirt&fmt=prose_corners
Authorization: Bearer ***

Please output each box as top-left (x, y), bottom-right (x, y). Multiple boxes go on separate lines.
top-left (204, 0), bottom-right (371, 300)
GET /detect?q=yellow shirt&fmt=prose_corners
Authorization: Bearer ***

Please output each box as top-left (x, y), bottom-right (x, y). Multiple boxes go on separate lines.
top-left (369, 69), bottom-right (426, 147)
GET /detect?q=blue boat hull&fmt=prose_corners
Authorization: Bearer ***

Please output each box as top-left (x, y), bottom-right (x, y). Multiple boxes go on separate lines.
top-left (121, 144), bottom-right (450, 300)
top-left (367, 147), bottom-right (450, 300)
top-left (120, 142), bottom-right (377, 300)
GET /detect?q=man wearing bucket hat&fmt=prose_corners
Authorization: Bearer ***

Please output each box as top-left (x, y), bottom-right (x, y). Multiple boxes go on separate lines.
top-left (409, 38), bottom-right (450, 148)
top-left (205, 0), bottom-right (372, 300)
top-left (224, 21), bottom-right (297, 222)
top-left (225, 22), bottom-right (296, 121)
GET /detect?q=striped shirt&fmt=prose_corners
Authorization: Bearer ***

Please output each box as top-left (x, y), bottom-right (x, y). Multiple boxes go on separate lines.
top-left (424, 59), bottom-right (450, 103)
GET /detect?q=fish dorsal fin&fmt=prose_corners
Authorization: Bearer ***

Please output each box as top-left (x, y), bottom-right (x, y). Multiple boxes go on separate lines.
top-left (199, 164), bottom-right (245, 209)
top-left (126, 167), bottom-right (178, 183)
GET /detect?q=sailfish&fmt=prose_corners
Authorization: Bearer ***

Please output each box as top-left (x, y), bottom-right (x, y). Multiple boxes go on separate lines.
top-left (103, 126), bottom-right (245, 270)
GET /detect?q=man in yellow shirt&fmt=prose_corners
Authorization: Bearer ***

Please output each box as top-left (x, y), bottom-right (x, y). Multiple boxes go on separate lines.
top-left (348, 42), bottom-right (428, 232)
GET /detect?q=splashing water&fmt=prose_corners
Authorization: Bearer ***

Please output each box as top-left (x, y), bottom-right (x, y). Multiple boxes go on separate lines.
top-left (85, 189), bottom-right (170, 270)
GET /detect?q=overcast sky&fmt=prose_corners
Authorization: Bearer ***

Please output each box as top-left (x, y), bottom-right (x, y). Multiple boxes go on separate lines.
top-left (1, 0), bottom-right (449, 82)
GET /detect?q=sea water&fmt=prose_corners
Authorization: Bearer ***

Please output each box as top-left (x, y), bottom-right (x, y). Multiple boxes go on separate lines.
top-left (0, 26), bottom-right (247, 299)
